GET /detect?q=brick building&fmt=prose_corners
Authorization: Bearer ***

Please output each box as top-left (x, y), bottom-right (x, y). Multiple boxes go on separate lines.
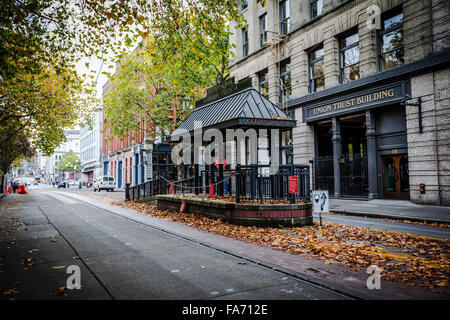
top-left (228, 0), bottom-right (450, 205)
top-left (101, 73), bottom-right (178, 189)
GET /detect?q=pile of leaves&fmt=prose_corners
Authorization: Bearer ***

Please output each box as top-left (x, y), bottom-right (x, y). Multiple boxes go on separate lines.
top-left (113, 201), bottom-right (449, 291)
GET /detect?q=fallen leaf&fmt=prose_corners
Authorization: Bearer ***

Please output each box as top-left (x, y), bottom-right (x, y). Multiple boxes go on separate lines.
top-left (3, 288), bottom-right (18, 295)
top-left (51, 265), bottom-right (66, 270)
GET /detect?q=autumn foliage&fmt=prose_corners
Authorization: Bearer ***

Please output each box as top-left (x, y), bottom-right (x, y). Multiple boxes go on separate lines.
top-left (113, 200), bottom-right (449, 292)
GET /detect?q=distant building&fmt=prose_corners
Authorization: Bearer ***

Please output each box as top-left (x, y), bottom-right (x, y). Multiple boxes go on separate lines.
top-left (101, 58), bottom-right (178, 189)
top-left (41, 130), bottom-right (80, 182)
top-left (80, 108), bottom-right (103, 184)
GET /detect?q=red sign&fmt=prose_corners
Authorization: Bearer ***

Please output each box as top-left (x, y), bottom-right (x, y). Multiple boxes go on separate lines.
top-left (214, 157), bottom-right (226, 168)
top-left (288, 176), bottom-right (298, 194)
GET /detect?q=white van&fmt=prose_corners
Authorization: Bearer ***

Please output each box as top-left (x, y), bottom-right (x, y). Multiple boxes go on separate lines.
top-left (93, 176), bottom-right (116, 192)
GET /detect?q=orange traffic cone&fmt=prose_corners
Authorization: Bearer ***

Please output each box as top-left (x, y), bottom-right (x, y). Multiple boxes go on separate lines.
top-left (18, 185), bottom-right (28, 194)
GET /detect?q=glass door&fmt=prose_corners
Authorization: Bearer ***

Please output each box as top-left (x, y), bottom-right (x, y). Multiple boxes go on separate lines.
top-left (382, 154), bottom-right (409, 199)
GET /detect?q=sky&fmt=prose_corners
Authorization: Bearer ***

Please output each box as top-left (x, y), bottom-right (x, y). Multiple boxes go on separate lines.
top-left (75, 55), bottom-right (114, 100)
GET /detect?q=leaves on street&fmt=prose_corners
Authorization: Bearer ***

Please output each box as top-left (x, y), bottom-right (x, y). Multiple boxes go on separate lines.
top-left (116, 201), bottom-right (450, 291)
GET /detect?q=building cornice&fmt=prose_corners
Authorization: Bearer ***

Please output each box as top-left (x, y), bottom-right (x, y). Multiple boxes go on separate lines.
top-left (288, 49), bottom-right (450, 110)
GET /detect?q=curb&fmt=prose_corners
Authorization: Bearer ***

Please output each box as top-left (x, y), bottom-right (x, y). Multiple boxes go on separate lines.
top-left (330, 209), bottom-right (450, 225)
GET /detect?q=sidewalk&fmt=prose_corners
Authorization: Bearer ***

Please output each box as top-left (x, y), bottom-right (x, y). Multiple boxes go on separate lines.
top-left (330, 199), bottom-right (450, 224)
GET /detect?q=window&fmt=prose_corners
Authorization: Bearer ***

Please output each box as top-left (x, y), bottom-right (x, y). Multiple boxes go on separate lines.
top-left (310, 0), bottom-right (323, 19)
top-left (259, 13), bottom-right (268, 48)
top-left (258, 69), bottom-right (269, 99)
top-left (241, 0), bottom-right (248, 10)
top-left (242, 28), bottom-right (249, 57)
top-left (339, 30), bottom-right (360, 83)
top-left (308, 44), bottom-right (325, 92)
top-left (279, 0), bottom-right (290, 35)
top-left (279, 58), bottom-right (291, 103)
top-left (281, 131), bottom-right (293, 164)
top-left (378, 6), bottom-right (404, 71)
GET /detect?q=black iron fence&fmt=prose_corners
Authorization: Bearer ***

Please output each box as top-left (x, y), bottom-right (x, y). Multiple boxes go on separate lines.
top-left (314, 155), bottom-right (368, 197)
top-left (314, 156), bottom-right (334, 195)
top-left (126, 164), bottom-right (310, 204)
top-left (201, 169), bottom-right (235, 196)
top-left (235, 164), bottom-right (310, 204)
top-left (340, 155), bottom-right (369, 196)
top-left (126, 176), bottom-right (199, 201)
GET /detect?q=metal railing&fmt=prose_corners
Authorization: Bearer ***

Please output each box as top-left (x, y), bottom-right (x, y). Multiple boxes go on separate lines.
top-left (126, 177), bottom-right (196, 201)
top-left (235, 164), bottom-right (310, 204)
top-left (340, 155), bottom-right (369, 196)
top-left (314, 156), bottom-right (334, 195)
top-left (126, 164), bottom-right (310, 204)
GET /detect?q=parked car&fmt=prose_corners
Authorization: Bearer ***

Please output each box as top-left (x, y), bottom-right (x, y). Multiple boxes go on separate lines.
top-left (93, 176), bottom-right (116, 192)
top-left (57, 181), bottom-right (67, 188)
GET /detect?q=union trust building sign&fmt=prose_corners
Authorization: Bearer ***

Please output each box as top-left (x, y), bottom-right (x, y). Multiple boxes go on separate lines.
top-left (303, 81), bottom-right (408, 122)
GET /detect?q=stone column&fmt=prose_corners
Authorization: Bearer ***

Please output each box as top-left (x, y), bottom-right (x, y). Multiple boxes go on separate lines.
top-left (358, 9), bottom-right (378, 77)
top-left (366, 110), bottom-right (379, 200)
top-left (323, 29), bottom-right (339, 89)
top-left (332, 117), bottom-right (342, 197)
top-left (268, 63), bottom-right (279, 104)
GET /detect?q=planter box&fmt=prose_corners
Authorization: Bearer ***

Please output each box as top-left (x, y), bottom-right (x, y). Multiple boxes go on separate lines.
top-left (155, 195), bottom-right (313, 227)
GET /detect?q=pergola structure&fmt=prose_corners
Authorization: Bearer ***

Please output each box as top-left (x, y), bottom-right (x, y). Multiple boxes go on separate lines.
top-left (171, 87), bottom-right (297, 198)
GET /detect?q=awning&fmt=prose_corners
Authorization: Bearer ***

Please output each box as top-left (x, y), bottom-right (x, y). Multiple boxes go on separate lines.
top-left (172, 88), bottom-right (295, 137)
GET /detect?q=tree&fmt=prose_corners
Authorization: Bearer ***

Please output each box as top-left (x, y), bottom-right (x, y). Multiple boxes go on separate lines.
top-left (102, 0), bottom-right (249, 141)
top-left (0, 0), bottom-right (254, 172)
top-left (0, 0), bottom-right (138, 82)
top-left (0, 129), bottom-right (35, 175)
top-left (0, 63), bottom-right (94, 155)
top-left (103, 41), bottom-right (214, 141)
top-left (57, 150), bottom-right (80, 172)
top-left (0, 0), bottom-right (139, 169)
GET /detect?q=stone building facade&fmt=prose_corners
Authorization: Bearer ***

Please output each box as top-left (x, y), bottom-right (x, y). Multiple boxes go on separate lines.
top-left (228, 0), bottom-right (450, 205)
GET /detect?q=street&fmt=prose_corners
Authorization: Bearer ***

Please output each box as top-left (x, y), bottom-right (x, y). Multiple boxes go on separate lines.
top-left (0, 188), bottom-right (349, 300)
top-left (1, 185), bottom-right (449, 300)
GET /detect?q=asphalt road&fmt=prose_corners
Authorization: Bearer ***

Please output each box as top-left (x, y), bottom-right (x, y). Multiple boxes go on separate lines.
top-left (0, 189), bottom-right (349, 300)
